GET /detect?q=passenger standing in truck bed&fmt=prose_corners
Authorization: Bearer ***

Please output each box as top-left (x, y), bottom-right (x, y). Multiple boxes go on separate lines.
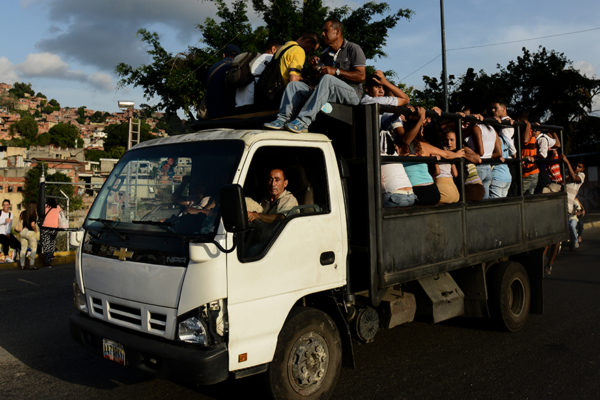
top-left (264, 19), bottom-right (366, 133)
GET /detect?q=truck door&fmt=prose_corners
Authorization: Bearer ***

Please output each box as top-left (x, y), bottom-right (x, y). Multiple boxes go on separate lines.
top-left (226, 143), bottom-right (347, 371)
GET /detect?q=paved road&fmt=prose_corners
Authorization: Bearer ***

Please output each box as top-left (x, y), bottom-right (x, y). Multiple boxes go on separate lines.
top-left (1, 229), bottom-right (599, 400)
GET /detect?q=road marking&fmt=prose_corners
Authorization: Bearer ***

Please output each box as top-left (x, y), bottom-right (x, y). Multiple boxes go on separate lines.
top-left (18, 279), bottom-right (40, 286)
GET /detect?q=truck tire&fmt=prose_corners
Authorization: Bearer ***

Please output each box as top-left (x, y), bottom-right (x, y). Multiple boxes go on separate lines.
top-left (268, 307), bottom-right (342, 400)
top-left (488, 262), bottom-right (531, 332)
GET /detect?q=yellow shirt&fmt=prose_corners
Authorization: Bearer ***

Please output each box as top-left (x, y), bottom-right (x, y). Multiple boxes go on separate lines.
top-left (275, 41), bottom-right (305, 84)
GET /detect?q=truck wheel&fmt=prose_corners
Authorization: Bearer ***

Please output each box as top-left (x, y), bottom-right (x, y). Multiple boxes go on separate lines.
top-left (488, 262), bottom-right (531, 332)
top-left (268, 307), bottom-right (342, 400)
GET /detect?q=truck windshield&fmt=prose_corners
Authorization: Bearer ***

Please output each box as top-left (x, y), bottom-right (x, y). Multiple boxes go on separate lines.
top-left (85, 140), bottom-right (244, 239)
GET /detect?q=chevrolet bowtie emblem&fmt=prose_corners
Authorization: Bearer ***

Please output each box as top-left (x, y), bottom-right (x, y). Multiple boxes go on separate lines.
top-left (113, 247), bottom-right (133, 261)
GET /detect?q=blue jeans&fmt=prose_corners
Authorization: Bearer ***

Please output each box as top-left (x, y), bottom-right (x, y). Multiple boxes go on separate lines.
top-left (489, 179), bottom-right (511, 198)
top-left (569, 217), bottom-right (578, 244)
top-left (522, 173), bottom-right (539, 195)
top-left (277, 75), bottom-right (360, 126)
top-left (383, 192), bottom-right (417, 207)
top-left (476, 164), bottom-right (492, 199)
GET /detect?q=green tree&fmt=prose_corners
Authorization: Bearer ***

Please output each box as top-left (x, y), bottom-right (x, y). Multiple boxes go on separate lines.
top-left (90, 111), bottom-right (107, 123)
top-left (117, 0), bottom-right (413, 119)
top-left (48, 99), bottom-right (60, 109)
top-left (10, 114), bottom-right (38, 141)
top-left (46, 123), bottom-right (81, 148)
top-left (103, 122), bottom-right (154, 149)
top-left (35, 92), bottom-right (47, 99)
top-left (23, 164), bottom-right (83, 211)
top-left (8, 82), bottom-right (35, 98)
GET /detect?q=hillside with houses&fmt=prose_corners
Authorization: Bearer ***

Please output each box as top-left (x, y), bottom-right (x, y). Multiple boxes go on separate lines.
top-left (0, 81), bottom-right (182, 220)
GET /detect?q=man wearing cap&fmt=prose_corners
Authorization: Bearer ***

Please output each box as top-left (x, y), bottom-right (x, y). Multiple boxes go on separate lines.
top-left (264, 19), bottom-right (366, 133)
top-left (205, 44), bottom-right (241, 119)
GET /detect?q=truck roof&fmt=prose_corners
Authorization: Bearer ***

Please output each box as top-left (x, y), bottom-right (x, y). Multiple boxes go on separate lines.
top-left (132, 129), bottom-right (332, 150)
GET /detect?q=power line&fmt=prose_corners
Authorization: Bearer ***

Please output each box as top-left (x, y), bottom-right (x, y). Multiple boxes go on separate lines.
top-left (401, 54), bottom-right (441, 80)
top-left (400, 26), bottom-right (600, 81)
top-left (448, 26), bottom-right (600, 52)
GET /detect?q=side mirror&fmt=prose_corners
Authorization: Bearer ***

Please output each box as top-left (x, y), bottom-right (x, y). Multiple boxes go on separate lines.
top-left (220, 184), bottom-right (248, 233)
top-left (70, 230), bottom-right (84, 246)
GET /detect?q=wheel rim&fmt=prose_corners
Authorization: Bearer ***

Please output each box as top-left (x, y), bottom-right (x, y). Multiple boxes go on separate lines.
top-left (508, 278), bottom-right (525, 316)
top-left (287, 332), bottom-right (329, 395)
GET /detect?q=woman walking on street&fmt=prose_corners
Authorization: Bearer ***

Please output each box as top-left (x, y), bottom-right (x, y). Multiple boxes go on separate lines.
top-left (18, 202), bottom-right (38, 270)
top-left (41, 198), bottom-right (62, 268)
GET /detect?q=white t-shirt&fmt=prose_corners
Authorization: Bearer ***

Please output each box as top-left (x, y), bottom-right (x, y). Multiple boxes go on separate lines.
top-left (235, 53), bottom-right (273, 107)
top-left (536, 133), bottom-right (556, 158)
top-left (477, 124), bottom-right (497, 159)
top-left (500, 116), bottom-right (517, 156)
top-left (566, 172), bottom-right (585, 214)
top-left (360, 95), bottom-right (403, 130)
top-left (0, 211), bottom-right (12, 235)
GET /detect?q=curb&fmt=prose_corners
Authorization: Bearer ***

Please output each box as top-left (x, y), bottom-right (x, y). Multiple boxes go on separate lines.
top-left (583, 220), bottom-right (600, 230)
top-left (0, 250), bottom-right (76, 270)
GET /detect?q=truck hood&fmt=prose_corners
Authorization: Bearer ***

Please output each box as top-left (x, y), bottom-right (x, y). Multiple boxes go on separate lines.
top-left (81, 253), bottom-right (185, 308)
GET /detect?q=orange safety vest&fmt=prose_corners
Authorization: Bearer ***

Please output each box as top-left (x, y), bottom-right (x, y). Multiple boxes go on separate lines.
top-left (522, 135), bottom-right (539, 177)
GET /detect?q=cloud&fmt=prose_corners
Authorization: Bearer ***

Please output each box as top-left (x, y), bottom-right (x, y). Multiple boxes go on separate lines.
top-left (32, 0), bottom-right (220, 70)
top-left (0, 57), bottom-right (19, 83)
top-left (16, 52), bottom-right (113, 91)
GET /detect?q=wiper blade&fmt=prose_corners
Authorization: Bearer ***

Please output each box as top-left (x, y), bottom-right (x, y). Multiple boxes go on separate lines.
top-left (132, 220), bottom-right (172, 226)
top-left (87, 218), bottom-right (128, 241)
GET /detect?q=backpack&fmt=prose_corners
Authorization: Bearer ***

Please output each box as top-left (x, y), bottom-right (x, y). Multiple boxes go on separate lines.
top-left (254, 44), bottom-right (298, 108)
top-left (225, 52), bottom-right (261, 89)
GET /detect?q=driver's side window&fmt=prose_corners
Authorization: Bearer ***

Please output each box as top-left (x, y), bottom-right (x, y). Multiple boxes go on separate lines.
top-left (238, 146), bottom-right (330, 262)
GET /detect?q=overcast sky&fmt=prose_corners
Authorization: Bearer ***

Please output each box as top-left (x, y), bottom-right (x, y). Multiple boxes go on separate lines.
top-left (1, 0), bottom-right (599, 115)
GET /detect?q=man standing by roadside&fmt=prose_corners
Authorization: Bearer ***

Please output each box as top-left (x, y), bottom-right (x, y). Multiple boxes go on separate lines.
top-left (0, 199), bottom-right (21, 263)
top-left (264, 19), bottom-right (366, 133)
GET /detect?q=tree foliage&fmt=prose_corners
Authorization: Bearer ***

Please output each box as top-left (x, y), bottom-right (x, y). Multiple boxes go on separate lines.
top-left (8, 82), bottom-right (34, 98)
top-left (44, 123), bottom-right (81, 148)
top-left (117, 0), bottom-right (412, 120)
top-left (10, 114), bottom-right (38, 141)
top-left (23, 164), bottom-right (83, 211)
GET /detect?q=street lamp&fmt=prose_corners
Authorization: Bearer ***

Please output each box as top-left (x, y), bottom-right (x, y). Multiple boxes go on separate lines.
top-left (118, 100), bottom-right (138, 150)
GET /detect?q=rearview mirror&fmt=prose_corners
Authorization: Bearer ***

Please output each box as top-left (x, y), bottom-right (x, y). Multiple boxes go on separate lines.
top-left (220, 184), bottom-right (248, 233)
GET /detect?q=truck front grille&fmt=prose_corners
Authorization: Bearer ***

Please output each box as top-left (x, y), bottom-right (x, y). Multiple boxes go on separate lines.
top-left (87, 290), bottom-right (176, 339)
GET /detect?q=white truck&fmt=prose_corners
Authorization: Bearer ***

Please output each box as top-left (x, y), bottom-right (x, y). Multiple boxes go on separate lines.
top-left (70, 104), bottom-right (567, 399)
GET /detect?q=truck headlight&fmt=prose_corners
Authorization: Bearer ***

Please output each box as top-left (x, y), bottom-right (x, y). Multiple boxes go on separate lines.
top-left (178, 317), bottom-right (208, 345)
top-left (73, 281), bottom-right (88, 313)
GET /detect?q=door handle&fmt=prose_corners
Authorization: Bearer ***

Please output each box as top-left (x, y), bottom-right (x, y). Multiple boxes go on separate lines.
top-left (320, 251), bottom-right (335, 266)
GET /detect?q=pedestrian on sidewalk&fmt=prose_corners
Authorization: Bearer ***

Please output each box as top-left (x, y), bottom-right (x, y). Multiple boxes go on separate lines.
top-left (18, 202), bottom-right (38, 270)
top-left (0, 199), bottom-right (21, 262)
top-left (41, 198), bottom-right (62, 268)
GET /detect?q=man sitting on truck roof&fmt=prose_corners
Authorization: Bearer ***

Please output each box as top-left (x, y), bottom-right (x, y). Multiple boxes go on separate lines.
top-left (247, 168), bottom-right (298, 224)
top-left (263, 19), bottom-right (366, 133)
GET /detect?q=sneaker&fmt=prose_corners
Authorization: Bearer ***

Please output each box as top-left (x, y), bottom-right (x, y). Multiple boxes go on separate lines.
top-left (264, 117), bottom-right (288, 130)
top-left (574, 241), bottom-right (579, 249)
top-left (5, 257), bottom-right (13, 263)
top-left (286, 119), bottom-right (308, 134)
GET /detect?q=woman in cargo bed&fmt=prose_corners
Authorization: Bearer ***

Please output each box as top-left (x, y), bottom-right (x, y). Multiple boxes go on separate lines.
top-left (394, 106), bottom-right (464, 205)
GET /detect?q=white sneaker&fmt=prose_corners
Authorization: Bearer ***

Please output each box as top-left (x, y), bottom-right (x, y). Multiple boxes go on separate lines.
top-left (574, 241), bottom-right (579, 249)
top-left (5, 257), bottom-right (13, 263)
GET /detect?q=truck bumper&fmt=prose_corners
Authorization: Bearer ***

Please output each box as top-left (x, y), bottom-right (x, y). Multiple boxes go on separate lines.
top-left (69, 312), bottom-right (229, 385)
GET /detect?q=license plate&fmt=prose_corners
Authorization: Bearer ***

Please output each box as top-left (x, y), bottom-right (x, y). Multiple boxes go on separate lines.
top-left (102, 338), bottom-right (126, 366)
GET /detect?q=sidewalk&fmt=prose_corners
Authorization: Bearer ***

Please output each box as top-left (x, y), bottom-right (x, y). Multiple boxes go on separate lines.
top-left (0, 250), bottom-right (76, 271)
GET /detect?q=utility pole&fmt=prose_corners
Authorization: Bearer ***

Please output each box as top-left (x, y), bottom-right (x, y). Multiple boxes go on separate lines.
top-left (440, 0), bottom-right (449, 112)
